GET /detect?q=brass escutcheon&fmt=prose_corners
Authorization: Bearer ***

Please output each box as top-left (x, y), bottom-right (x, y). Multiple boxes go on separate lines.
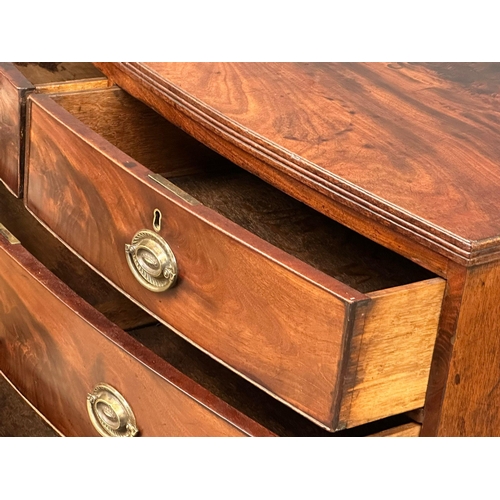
top-left (87, 383), bottom-right (138, 437)
top-left (125, 229), bottom-right (177, 292)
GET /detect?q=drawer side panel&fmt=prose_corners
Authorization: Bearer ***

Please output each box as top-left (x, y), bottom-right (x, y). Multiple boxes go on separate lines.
top-left (339, 278), bottom-right (445, 427)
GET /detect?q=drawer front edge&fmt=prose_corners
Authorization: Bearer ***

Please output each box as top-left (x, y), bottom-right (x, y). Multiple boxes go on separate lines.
top-left (0, 228), bottom-right (272, 437)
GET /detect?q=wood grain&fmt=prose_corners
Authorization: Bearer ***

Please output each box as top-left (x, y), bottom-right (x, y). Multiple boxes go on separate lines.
top-left (340, 279), bottom-right (445, 428)
top-left (370, 422), bottom-right (421, 437)
top-left (0, 63), bottom-right (33, 196)
top-left (14, 62), bottom-right (104, 85)
top-left (54, 87), bottom-right (435, 292)
top-left (49, 87), bottom-right (235, 178)
top-left (129, 323), bottom-right (334, 437)
top-left (432, 262), bottom-right (500, 435)
top-left (95, 62), bottom-right (500, 267)
top-left (0, 228), bottom-right (274, 437)
top-left (0, 62), bottom-right (108, 197)
top-left (172, 168), bottom-right (435, 293)
top-left (0, 180), bottom-right (152, 331)
top-left (25, 91), bottom-right (445, 429)
top-left (25, 92), bottom-right (360, 429)
top-left (0, 207), bottom-right (424, 437)
top-left (420, 261), bottom-right (467, 436)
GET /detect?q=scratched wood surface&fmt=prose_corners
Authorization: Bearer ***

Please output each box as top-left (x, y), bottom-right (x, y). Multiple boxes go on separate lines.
top-left (94, 62), bottom-right (500, 267)
top-left (25, 90), bottom-right (445, 429)
top-left (0, 229), bottom-right (276, 437)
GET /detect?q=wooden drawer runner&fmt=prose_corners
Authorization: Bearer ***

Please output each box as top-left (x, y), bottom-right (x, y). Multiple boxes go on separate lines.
top-left (0, 62), bottom-right (108, 197)
top-left (0, 222), bottom-right (277, 437)
top-left (24, 89), bottom-right (446, 431)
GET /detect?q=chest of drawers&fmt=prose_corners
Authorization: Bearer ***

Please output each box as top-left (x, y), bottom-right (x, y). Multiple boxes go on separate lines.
top-left (2, 62), bottom-right (499, 436)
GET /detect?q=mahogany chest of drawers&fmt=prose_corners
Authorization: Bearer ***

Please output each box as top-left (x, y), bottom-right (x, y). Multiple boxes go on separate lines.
top-left (2, 62), bottom-right (500, 437)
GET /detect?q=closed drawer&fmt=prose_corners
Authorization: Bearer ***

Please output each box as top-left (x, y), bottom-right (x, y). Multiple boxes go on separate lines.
top-left (0, 62), bottom-right (108, 196)
top-left (0, 220), bottom-right (277, 437)
top-left (24, 88), bottom-right (446, 431)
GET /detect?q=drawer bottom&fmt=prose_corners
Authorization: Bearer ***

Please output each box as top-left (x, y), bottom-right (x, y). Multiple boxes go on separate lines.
top-left (0, 371), bottom-right (59, 437)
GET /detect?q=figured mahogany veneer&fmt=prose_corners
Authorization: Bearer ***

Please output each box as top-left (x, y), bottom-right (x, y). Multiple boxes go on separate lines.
top-left (0, 174), bottom-right (153, 331)
top-left (24, 88), bottom-right (445, 430)
top-left (0, 183), bottom-right (421, 437)
top-left (0, 62), bottom-right (108, 197)
top-left (95, 62), bottom-right (500, 269)
top-left (0, 223), bottom-right (277, 437)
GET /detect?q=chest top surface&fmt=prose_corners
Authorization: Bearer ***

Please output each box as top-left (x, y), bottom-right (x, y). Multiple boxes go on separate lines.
top-left (95, 62), bottom-right (500, 265)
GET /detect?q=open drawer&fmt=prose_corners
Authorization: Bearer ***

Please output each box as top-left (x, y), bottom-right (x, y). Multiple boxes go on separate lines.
top-left (0, 188), bottom-right (418, 437)
top-left (0, 62), bottom-right (108, 197)
top-left (0, 192), bottom-right (276, 437)
top-left (24, 88), bottom-right (446, 431)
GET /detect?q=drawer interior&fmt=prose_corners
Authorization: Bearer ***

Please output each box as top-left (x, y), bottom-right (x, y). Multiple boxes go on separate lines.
top-left (51, 88), bottom-right (436, 293)
top-left (0, 183), bottom-right (417, 436)
top-left (0, 371), bottom-right (59, 437)
top-left (13, 62), bottom-right (104, 86)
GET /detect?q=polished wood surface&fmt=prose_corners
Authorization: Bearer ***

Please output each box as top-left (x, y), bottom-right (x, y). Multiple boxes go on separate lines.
top-left (48, 88), bottom-right (436, 292)
top-left (0, 63), bottom-right (33, 196)
top-left (0, 63), bottom-right (108, 197)
top-left (0, 180), bottom-right (152, 331)
top-left (172, 168), bottom-right (435, 293)
top-left (0, 227), bottom-right (275, 437)
top-left (0, 186), bottom-right (353, 437)
top-left (426, 262), bottom-right (500, 436)
top-left (95, 62), bottom-right (500, 267)
top-left (420, 261), bottom-right (467, 435)
top-left (25, 90), bottom-right (445, 429)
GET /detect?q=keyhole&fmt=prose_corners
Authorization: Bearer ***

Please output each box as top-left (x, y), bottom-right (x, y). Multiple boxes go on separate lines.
top-left (153, 209), bottom-right (162, 232)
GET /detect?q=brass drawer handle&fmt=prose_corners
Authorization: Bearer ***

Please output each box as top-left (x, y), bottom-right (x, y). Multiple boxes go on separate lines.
top-left (125, 229), bottom-right (178, 292)
top-left (87, 383), bottom-right (138, 437)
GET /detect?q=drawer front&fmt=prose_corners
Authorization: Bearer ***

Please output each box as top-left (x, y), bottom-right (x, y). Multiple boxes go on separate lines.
top-left (0, 63), bottom-right (33, 196)
top-left (25, 92), bottom-right (446, 430)
top-left (0, 225), bottom-right (273, 437)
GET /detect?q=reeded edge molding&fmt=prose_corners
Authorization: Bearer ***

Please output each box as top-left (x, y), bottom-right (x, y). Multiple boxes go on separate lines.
top-left (97, 62), bottom-right (500, 267)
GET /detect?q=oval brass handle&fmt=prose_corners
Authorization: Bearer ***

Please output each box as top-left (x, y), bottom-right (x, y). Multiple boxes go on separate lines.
top-left (87, 383), bottom-right (138, 437)
top-left (125, 229), bottom-right (177, 292)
